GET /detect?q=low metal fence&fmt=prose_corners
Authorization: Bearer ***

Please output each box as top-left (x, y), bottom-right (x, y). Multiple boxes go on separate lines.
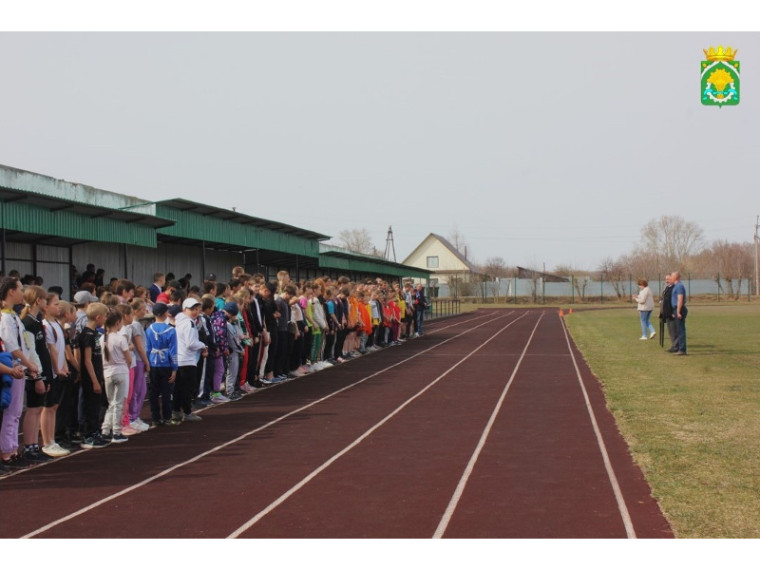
top-left (427, 298), bottom-right (462, 319)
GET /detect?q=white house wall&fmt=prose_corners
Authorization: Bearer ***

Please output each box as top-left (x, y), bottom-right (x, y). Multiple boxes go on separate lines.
top-left (404, 237), bottom-right (471, 284)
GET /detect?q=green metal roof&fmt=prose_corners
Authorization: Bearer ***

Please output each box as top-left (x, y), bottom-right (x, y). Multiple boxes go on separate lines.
top-left (319, 244), bottom-right (431, 279)
top-left (155, 199), bottom-right (328, 262)
top-left (0, 165), bottom-right (174, 247)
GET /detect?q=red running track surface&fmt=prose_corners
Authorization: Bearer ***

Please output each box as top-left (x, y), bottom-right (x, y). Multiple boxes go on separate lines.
top-left (0, 309), bottom-right (672, 539)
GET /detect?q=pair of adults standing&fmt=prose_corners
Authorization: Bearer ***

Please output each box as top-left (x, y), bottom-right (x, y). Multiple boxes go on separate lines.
top-left (635, 272), bottom-right (687, 355)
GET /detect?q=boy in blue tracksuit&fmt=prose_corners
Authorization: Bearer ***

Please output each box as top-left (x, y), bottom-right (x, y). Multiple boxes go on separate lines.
top-left (145, 303), bottom-right (178, 426)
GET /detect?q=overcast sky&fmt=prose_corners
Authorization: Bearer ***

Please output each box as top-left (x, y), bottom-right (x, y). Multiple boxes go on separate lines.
top-left (1, 30), bottom-right (758, 271)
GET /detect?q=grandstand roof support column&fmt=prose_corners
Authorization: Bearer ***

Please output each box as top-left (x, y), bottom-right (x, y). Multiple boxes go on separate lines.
top-left (1, 226), bottom-right (5, 276)
top-left (122, 244), bottom-right (128, 280)
top-left (202, 240), bottom-right (207, 282)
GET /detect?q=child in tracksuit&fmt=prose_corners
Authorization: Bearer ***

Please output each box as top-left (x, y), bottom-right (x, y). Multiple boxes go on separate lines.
top-left (145, 303), bottom-right (177, 427)
top-left (172, 298), bottom-right (207, 424)
top-left (223, 302), bottom-right (244, 401)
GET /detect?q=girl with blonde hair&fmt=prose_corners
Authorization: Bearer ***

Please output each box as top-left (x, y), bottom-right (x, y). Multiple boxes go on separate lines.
top-left (100, 309), bottom-right (132, 443)
top-left (20, 285), bottom-right (55, 461)
top-left (40, 291), bottom-right (71, 457)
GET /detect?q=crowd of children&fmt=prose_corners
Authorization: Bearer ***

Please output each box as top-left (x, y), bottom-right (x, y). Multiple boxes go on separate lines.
top-left (0, 266), bottom-right (429, 474)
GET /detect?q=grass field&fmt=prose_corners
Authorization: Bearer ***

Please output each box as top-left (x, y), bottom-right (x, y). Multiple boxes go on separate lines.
top-left (563, 304), bottom-right (760, 538)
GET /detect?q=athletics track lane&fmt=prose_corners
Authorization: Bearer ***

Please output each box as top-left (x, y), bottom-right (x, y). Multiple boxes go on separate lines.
top-left (0, 309), bottom-right (671, 538)
top-left (1, 310), bottom-right (506, 538)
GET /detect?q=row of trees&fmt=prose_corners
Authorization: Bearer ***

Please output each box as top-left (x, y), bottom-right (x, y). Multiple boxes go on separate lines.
top-left (332, 217), bottom-right (756, 301)
top-left (478, 216), bottom-right (755, 301)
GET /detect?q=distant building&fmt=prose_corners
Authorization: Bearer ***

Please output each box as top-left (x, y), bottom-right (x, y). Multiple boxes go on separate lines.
top-left (403, 233), bottom-right (480, 292)
top-left (516, 266), bottom-right (569, 283)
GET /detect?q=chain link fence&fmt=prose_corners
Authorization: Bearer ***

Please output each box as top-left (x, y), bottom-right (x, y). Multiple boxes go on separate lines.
top-left (433, 274), bottom-right (754, 304)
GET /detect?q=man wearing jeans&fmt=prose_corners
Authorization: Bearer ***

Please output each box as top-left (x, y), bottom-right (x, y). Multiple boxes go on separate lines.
top-left (671, 271), bottom-right (688, 356)
top-left (413, 283), bottom-right (428, 337)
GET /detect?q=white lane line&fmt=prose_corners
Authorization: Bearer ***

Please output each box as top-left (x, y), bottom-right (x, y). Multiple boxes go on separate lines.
top-left (559, 314), bottom-right (637, 538)
top-left (432, 312), bottom-right (544, 538)
top-left (21, 310), bottom-right (517, 539)
top-left (226, 312), bottom-right (531, 539)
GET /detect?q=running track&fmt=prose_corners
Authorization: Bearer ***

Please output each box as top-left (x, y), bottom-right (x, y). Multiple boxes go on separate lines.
top-left (0, 309), bottom-right (672, 539)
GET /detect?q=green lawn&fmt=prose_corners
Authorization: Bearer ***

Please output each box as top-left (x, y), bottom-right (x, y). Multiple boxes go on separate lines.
top-left (564, 304), bottom-right (760, 538)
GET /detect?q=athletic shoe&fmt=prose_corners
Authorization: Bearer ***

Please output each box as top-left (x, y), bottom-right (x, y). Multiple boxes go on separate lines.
top-left (639, 336), bottom-right (648, 340)
top-left (210, 392), bottom-right (230, 403)
top-left (81, 434), bottom-right (110, 449)
top-left (673, 351), bottom-right (687, 356)
top-left (122, 426), bottom-right (140, 436)
top-left (111, 433), bottom-right (129, 443)
top-left (150, 420), bottom-right (165, 428)
top-left (322, 361), bottom-right (334, 368)
top-left (168, 417), bottom-right (183, 426)
top-left (228, 391), bottom-right (244, 401)
top-left (2, 454), bottom-right (32, 469)
top-left (23, 447), bottom-right (52, 463)
top-left (80, 436), bottom-right (96, 449)
top-left (649, 331), bottom-right (656, 339)
top-left (130, 419), bottom-right (150, 432)
top-left (183, 413), bottom-right (203, 422)
top-left (242, 382), bottom-right (258, 392)
top-left (42, 443), bottom-right (71, 457)
top-left (260, 377), bottom-right (273, 385)
top-left (57, 439), bottom-right (80, 451)
top-left (289, 369), bottom-right (304, 377)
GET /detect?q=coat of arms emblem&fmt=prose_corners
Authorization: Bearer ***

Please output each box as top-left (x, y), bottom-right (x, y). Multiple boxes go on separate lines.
top-left (702, 46), bottom-right (740, 107)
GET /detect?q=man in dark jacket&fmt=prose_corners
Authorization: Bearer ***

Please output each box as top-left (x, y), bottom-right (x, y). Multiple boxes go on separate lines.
top-left (413, 283), bottom-right (428, 337)
top-left (659, 274), bottom-right (677, 352)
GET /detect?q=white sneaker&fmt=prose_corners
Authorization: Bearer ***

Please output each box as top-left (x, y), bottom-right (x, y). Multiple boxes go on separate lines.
top-left (639, 336), bottom-right (648, 340)
top-left (649, 331), bottom-right (656, 339)
top-left (130, 420), bottom-right (149, 433)
top-left (42, 443), bottom-right (71, 457)
top-left (210, 392), bottom-right (230, 403)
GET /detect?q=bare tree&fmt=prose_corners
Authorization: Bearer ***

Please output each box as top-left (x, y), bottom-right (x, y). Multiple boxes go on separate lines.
top-left (480, 256), bottom-right (509, 301)
top-left (554, 264), bottom-right (590, 300)
top-left (636, 215), bottom-right (705, 272)
top-left (447, 226), bottom-right (469, 257)
top-left (697, 240), bottom-right (754, 300)
top-left (336, 228), bottom-right (379, 255)
top-left (597, 256), bottom-right (629, 299)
